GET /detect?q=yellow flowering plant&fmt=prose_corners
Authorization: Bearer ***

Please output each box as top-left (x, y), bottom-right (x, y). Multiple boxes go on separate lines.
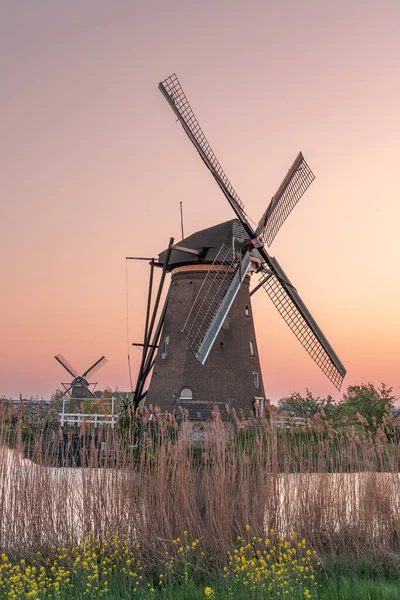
top-left (224, 527), bottom-right (319, 599)
top-left (0, 530), bottom-right (321, 599)
top-left (0, 534), bottom-right (146, 600)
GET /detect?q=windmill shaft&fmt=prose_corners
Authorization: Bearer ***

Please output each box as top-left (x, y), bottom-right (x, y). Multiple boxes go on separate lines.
top-left (126, 257), bottom-right (154, 261)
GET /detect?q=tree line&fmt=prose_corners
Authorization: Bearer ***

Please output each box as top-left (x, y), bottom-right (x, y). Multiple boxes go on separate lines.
top-left (276, 383), bottom-right (398, 431)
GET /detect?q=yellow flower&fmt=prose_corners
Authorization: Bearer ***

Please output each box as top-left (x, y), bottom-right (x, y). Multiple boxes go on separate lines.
top-left (204, 587), bottom-right (215, 598)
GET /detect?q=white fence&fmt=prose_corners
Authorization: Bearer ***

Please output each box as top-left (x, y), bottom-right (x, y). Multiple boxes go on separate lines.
top-left (59, 413), bottom-right (117, 428)
top-left (59, 396), bottom-right (117, 428)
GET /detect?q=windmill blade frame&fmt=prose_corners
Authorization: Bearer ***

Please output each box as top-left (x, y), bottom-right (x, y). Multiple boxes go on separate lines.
top-left (81, 356), bottom-right (107, 379)
top-left (256, 253), bottom-right (346, 389)
top-left (55, 354), bottom-right (78, 378)
top-left (256, 152), bottom-right (315, 246)
top-left (182, 244), bottom-right (252, 364)
top-left (159, 74), bottom-right (252, 229)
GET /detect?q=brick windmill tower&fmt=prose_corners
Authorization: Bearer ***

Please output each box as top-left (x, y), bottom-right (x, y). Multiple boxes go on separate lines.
top-left (132, 74), bottom-right (346, 416)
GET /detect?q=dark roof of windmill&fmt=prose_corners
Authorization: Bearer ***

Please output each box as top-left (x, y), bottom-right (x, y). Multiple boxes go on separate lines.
top-left (158, 219), bottom-right (248, 269)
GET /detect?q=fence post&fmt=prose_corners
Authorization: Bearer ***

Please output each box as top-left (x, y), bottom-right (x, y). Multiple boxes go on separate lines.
top-left (61, 396), bottom-right (65, 427)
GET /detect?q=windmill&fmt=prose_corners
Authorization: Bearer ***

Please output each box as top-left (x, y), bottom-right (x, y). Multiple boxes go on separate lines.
top-left (55, 353), bottom-right (107, 399)
top-left (133, 73), bottom-right (346, 415)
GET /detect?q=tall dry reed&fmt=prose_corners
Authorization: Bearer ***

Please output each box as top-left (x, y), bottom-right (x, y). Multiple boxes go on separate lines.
top-left (1, 403), bottom-right (400, 566)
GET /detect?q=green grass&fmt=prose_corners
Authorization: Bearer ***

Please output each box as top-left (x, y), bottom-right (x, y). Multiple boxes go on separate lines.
top-left (20, 577), bottom-right (398, 599)
top-left (319, 576), bottom-right (400, 600)
top-left (95, 578), bottom-right (400, 599)
top-left (316, 557), bottom-right (400, 600)
top-left (1, 569), bottom-right (400, 599)
top-left (1, 548), bottom-right (400, 600)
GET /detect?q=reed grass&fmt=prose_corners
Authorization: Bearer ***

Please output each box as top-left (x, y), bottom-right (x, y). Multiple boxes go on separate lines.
top-left (0, 401), bottom-right (400, 570)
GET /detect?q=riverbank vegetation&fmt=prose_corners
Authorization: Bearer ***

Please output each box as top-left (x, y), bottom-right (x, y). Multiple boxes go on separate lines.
top-left (0, 383), bottom-right (399, 598)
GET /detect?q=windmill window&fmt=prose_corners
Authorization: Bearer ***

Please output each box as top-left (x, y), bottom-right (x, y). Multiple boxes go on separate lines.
top-left (250, 339), bottom-right (256, 356)
top-left (180, 387), bottom-right (193, 401)
top-left (245, 305), bottom-right (250, 317)
top-left (253, 372), bottom-right (260, 389)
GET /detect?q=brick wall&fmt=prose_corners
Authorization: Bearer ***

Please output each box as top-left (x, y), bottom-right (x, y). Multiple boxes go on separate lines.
top-left (146, 267), bottom-right (266, 416)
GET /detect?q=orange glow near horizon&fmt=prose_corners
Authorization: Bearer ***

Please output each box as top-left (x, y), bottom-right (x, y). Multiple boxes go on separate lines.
top-left (1, 1), bottom-right (400, 403)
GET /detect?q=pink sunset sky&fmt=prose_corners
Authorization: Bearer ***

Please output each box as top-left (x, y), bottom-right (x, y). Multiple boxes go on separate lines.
top-left (1, 0), bottom-right (400, 403)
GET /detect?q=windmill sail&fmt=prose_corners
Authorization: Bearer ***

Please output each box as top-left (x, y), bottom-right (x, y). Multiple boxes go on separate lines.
top-left (55, 354), bottom-right (78, 378)
top-left (159, 74), bottom-right (251, 231)
top-left (257, 153), bottom-right (315, 246)
top-left (183, 244), bottom-right (251, 364)
top-left (258, 255), bottom-right (346, 389)
top-left (82, 356), bottom-right (107, 379)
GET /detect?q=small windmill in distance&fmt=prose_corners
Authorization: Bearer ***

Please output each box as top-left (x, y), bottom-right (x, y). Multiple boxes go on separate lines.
top-left (54, 353), bottom-right (107, 399)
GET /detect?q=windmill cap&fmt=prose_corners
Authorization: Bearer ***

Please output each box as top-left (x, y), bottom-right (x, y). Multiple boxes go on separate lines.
top-left (158, 219), bottom-right (248, 270)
